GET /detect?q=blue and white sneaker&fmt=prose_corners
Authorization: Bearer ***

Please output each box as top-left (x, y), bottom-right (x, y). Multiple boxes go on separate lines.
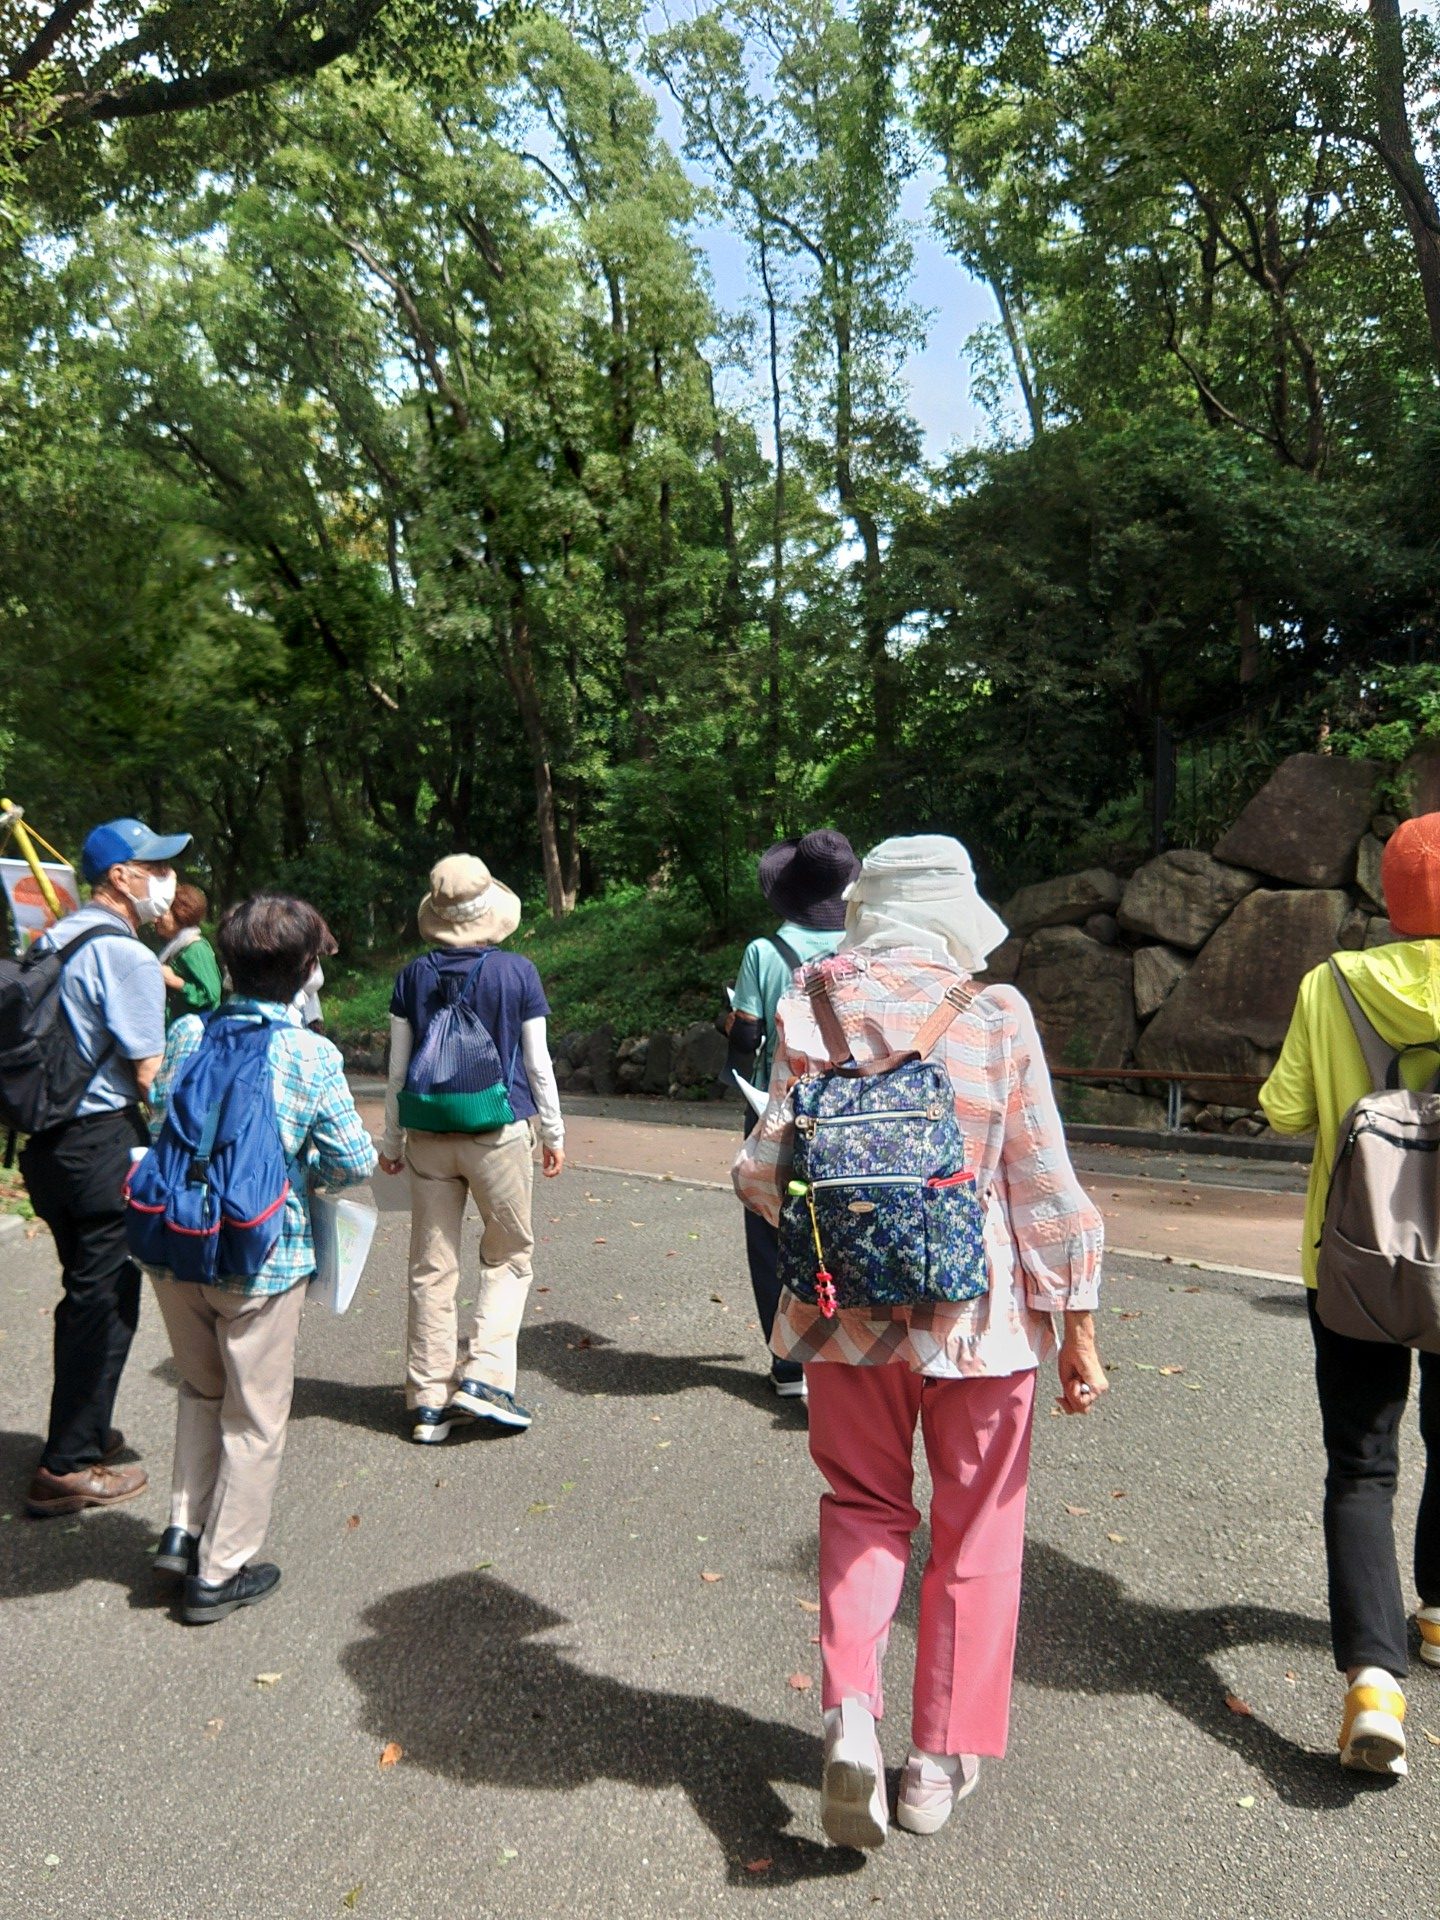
top-left (449, 1379), bottom-right (534, 1431)
top-left (411, 1408), bottom-right (453, 1445)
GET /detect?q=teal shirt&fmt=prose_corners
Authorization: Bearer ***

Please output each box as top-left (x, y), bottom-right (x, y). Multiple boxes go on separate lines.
top-left (733, 921), bottom-right (845, 1086)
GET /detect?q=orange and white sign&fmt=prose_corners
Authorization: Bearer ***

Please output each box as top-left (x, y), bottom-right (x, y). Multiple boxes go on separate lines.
top-left (0, 858), bottom-right (80, 951)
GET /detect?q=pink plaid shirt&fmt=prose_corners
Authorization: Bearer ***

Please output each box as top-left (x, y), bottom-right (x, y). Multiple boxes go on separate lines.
top-left (732, 945), bottom-right (1103, 1378)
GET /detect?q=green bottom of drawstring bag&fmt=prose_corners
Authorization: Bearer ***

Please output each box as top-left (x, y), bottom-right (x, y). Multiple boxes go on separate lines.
top-left (398, 1087), bottom-right (517, 1134)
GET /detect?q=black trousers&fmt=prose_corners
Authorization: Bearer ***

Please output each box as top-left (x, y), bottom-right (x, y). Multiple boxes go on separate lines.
top-left (1308, 1291), bottom-right (1440, 1675)
top-left (19, 1107), bottom-right (148, 1475)
top-left (742, 1113), bottom-right (802, 1384)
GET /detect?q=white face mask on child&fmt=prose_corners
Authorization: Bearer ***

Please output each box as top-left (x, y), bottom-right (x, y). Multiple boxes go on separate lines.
top-left (293, 964), bottom-right (324, 1009)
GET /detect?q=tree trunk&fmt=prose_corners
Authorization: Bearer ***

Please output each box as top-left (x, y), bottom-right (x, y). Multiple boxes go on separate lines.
top-left (759, 226), bottom-right (787, 823)
top-left (833, 293), bottom-right (896, 762)
top-left (502, 587), bottom-right (575, 919)
top-left (1369, 0), bottom-right (1440, 374)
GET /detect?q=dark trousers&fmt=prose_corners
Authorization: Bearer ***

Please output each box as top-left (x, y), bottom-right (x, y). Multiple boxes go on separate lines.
top-left (19, 1107), bottom-right (148, 1474)
top-left (742, 1114), bottom-right (801, 1384)
top-left (1308, 1291), bottom-right (1440, 1675)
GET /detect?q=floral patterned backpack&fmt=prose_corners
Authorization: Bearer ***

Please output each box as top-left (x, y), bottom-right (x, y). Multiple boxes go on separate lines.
top-left (777, 962), bottom-right (989, 1317)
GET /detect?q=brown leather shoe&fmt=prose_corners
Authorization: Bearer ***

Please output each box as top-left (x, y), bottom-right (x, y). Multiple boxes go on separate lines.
top-left (26, 1462), bottom-right (148, 1517)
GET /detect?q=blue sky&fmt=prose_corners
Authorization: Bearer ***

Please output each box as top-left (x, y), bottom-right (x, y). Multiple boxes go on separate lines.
top-left (645, 82), bottom-right (1001, 462)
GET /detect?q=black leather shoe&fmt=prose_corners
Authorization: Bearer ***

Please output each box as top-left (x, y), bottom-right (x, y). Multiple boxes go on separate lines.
top-left (182, 1562), bottom-right (281, 1624)
top-left (153, 1526), bottom-right (200, 1578)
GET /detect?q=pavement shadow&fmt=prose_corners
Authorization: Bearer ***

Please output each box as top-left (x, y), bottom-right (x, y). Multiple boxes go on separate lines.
top-left (1248, 1290), bottom-right (1311, 1318)
top-left (0, 1430), bottom-right (157, 1609)
top-left (341, 1570), bottom-right (864, 1886)
top-left (1019, 1541), bottom-right (1369, 1809)
top-left (524, 1319), bottom-right (806, 1425)
top-left (290, 1375), bottom-right (403, 1438)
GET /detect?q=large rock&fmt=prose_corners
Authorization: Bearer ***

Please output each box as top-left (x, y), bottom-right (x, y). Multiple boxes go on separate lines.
top-left (1132, 945), bottom-right (1190, 1021)
top-left (1136, 888), bottom-right (1350, 1101)
top-left (584, 1023), bottom-right (617, 1096)
top-left (979, 936), bottom-right (1025, 985)
top-left (1355, 833), bottom-right (1386, 911)
top-left (1213, 753), bottom-right (1382, 887)
top-left (1366, 917), bottom-right (1401, 948)
top-left (640, 1029), bottom-right (674, 1095)
top-left (1015, 926), bottom-right (1136, 1069)
top-left (1001, 869), bottom-right (1123, 938)
top-left (1059, 1086), bottom-right (1167, 1131)
top-left (1117, 849), bottom-right (1258, 952)
top-left (671, 1021), bottom-right (728, 1091)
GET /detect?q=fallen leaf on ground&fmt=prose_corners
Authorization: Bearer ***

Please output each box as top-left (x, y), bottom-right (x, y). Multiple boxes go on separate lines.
top-left (744, 1859), bottom-right (773, 1874)
top-left (1285, 1671), bottom-right (1297, 1683)
top-left (1158, 1365), bottom-right (1185, 1376)
top-left (788, 1672), bottom-right (814, 1691)
top-left (1423, 1728), bottom-right (1440, 1746)
top-left (1063, 1504), bottom-right (1090, 1517)
top-left (528, 1502), bottom-right (554, 1516)
top-left (1184, 1382), bottom-right (1205, 1391)
top-left (797, 1598), bottom-right (821, 1612)
top-left (346, 1514), bottom-right (361, 1530)
top-left (710, 1292), bottom-right (725, 1304)
top-left (1184, 1285), bottom-right (1203, 1293)
top-left (204, 1717), bottom-right (224, 1737)
top-left (341, 1889), bottom-right (363, 1911)
top-left (1133, 1363), bottom-right (1156, 1371)
top-left (499, 1847), bottom-right (519, 1864)
top-left (1110, 1490), bottom-right (1127, 1499)
top-left (1225, 1694), bottom-right (1254, 1717)
top-left (1106, 1532), bottom-right (1126, 1544)
top-left (700, 1570), bottom-right (723, 1583)
top-left (254, 1672), bottom-right (283, 1688)
top-left (43, 1854), bottom-right (59, 1868)
top-left (594, 1237), bottom-right (607, 1245)
top-left (1236, 1795), bottom-right (1256, 1809)
top-left (379, 1741), bottom-right (403, 1769)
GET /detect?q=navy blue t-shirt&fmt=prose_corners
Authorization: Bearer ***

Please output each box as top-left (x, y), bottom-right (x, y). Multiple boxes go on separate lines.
top-left (390, 947), bottom-right (550, 1123)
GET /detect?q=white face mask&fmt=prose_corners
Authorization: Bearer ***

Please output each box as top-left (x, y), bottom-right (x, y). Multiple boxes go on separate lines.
top-left (293, 964), bottom-right (323, 1009)
top-left (124, 868), bottom-right (177, 924)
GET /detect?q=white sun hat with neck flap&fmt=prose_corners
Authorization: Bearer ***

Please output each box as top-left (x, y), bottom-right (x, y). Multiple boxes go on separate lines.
top-left (841, 834), bottom-right (1009, 974)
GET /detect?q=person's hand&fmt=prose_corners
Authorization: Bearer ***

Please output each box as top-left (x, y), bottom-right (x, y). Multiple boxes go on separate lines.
top-left (1056, 1313), bottom-right (1108, 1415)
top-left (378, 1154), bottom-right (404, 1177)
top-left (161, 965), bottom-right (184, 991)
top-left (542, 1144), bottom-right (565, 1178)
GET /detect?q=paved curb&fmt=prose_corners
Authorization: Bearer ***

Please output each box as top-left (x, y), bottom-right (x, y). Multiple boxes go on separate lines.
top-left (1065, 1124), bottom-right (1313, 1163)
top-left (0, 1211), bottom-right (26, 1242)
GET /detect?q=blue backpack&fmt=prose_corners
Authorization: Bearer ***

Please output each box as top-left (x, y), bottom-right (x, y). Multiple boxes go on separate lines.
top-left (778, 970), bottom-right (989, 1317)
top-left (125, 1012), bottom-right (300, 1283)
top-left (398, 952), bottom-right (518, 1134)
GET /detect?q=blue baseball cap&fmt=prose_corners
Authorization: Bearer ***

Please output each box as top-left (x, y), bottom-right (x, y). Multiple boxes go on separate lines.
top-left (81, 816), bottom-right (193, 884)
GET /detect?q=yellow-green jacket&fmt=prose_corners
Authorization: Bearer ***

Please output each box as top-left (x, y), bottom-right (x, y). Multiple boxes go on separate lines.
top-left (1261, 941), bottom-right (1440, 1285)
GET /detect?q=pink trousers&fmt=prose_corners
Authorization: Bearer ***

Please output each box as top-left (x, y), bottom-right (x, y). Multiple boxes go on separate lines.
top-left (806, 1362), bottom-right (1037, 1758)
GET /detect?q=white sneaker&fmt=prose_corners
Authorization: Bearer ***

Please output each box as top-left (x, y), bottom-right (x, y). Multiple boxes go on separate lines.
top-left (1418, 1606), bottom-right (1440, 1669)
top-left (820, 1698), bottom-right (887, 1849)
top-left (1339, 1666), bottom-right (1408, 1776)
top-left (896, 1749), bottom-right (980, 1834)
top-left (772, 1374), bottom-right (808, 1400)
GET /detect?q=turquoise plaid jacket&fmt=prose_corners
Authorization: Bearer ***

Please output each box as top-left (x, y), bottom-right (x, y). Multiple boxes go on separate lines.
top-left (148, 999), bottom-right (377, 1294)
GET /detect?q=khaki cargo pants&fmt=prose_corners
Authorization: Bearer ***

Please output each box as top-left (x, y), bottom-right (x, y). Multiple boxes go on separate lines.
top-left (404, 1122), bottom-right (536, 1409)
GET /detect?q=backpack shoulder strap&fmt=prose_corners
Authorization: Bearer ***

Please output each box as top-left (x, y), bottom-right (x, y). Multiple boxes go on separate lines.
top-left (1328, 958), bottom-right (1396, 1096)
top-left (912, 980), bottom-right (982, 1061)
top-left (766, 932), bottom-right (804, 975)
top-left (32, 921), bottom-right (135, 970)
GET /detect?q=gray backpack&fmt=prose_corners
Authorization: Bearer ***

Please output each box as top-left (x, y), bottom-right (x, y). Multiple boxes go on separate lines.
top-left (1316, 959), bottom-right (1440, 1353)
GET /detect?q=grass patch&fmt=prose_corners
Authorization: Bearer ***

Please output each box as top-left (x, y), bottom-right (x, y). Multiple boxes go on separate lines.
top-left (0, 1163), bottom-right (34, 1219)
top-left (322, 885), bottom-right (763, 1042)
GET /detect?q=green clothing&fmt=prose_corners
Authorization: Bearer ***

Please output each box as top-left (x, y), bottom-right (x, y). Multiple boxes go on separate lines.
top-left (733, 921), bottom-right (844, 1086)
top-left (167, 934), bottom-right (223, 1021)
top-left (1260, 940), bottom-right (1440, 1285)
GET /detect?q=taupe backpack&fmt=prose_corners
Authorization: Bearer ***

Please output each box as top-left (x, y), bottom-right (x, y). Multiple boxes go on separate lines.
top-left (1316, 959), bottom-right (1440, 1353)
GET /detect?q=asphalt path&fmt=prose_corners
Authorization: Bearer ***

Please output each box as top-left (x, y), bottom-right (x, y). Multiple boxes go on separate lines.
top-left (2, 1165), bottom-right (1437, 1920)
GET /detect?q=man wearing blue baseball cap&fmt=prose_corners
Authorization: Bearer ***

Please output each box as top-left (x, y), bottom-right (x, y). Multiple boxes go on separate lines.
top-left (20, 815), bottom-right (192, 1517)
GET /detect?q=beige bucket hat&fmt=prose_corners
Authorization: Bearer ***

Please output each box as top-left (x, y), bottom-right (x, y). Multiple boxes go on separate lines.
top-left (417, 854), bottom-right (522, 948)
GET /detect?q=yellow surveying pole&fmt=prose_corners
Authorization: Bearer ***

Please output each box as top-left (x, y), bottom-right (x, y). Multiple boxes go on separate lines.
top-left (0, 799), bottom-right (65, 919)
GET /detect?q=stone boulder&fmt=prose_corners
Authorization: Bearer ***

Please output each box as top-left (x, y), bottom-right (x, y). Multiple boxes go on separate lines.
top-left (640, 1029), bottom-right (674, 1095)
top-left (1366, 918), bottom-right (1400, 948)
top-left (1355, 833), bottom-right (1385, 911)
top-left (1136, 888), bottom-right (1350, 1101)
top-left (1084, 913), bottom-right (1120, 946)
top-left (583, 1023), bottom-right (617, 1096)
top-left (1132, 945), bottom-right (1189, 1021)
top-left (1337, 908), bottom-right (1370, 951)
top-left (1014, 926), bottom-right (1136, 1069)
top-left (671, 1020), bottom-right (728, 1092)
top-left (1213, 753), bottom-right (1382, 887)
top-left (1001, 869), bottom-right (1123, 938)
top-left (1059, 1086), bottom-right (1167, 1131)
top-left (979, 936), bottom-right (1025, 985)
top-left (1117, 849), bottom-right (1258, 952)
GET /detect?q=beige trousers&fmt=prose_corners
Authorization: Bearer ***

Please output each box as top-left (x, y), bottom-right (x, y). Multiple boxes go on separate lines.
top-left (405, 1122), bottom-right (536, 1407)
top-left (151, 1275), bottom-right (307, 1585)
